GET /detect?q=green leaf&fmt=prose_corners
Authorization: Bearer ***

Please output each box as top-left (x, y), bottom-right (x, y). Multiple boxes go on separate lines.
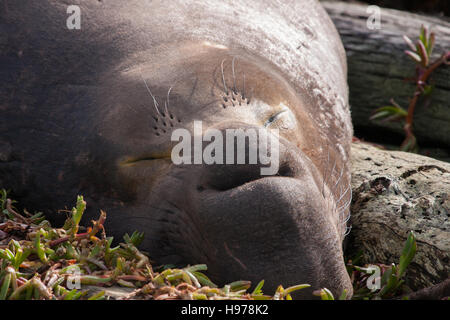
top-left (185, 264), bottom-right (208, 273)
top-left (88, 243), bottom-right (102, 258)
top-left (192, 271), bottom-right (217, 288)
top-left (78, 275), bottom-right (112, 285)
top-left (59, 264), bottom-right (82, 274)
top-left (283, 284), bottom-right (311, 297)
top-left (403, 35), bottom-right (416, 52)
top-left (338, 289), bottom-right (348, 300)
top-left (227, 280), bottom-right (251, 292)
top-left (427, 33), bottom-right (435, 56)
top-left (64, 289), bottom-right (80, 300)
top-left (417, 41), bottom-right (429, 67)
top-left (379, 264), bottom-right (399, 297)
top-left (397, 231), bottom-right (417, 278)
top-left (13, 247), bottom-right (31, 270)
top-left (125, 231), bottom-right (144, 247)
top-left (0, 271), bottom-right (11, 300)
top-left (318, 288), bottom-right (335, 300)
top-left (380, 265), bottom-right (392, 287)
top-left (88, 291), bottom-right (106, 300)
top-left (405, 50), bottom-right (422, 64)
top-left (400, 134), bottom-right (418, 152)
top-left (193, 293), bottom-right (208, 300)
top-left (370, 105), bottom-right (408, 122)
top-left (419, 25), bottom-right (428, 48)
top-left (422, 85), bottom-right (433, 96)
top-left (0, 248), bottom-right (14, 261)
top-left (70, 196), bottom-right (86, 234)
top-left (34, 231), bottom-right (48, 263)
top-left (252, 280), bottom-right (265, 295)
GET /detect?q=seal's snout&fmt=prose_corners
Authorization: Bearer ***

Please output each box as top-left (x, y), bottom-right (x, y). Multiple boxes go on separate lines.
top-left (196, 175), bottom-right (352, 299)
top-left (183, 125), bottom-right (353, 298)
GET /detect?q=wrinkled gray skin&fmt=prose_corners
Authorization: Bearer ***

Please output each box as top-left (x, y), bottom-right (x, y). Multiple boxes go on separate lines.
top-left (0, 0), bottom-right (353, 298)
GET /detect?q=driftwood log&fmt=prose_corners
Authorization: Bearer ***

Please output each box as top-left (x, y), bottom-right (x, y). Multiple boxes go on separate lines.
top-left (348, 142), bottom-right (450, 291)
top-left (322, 1), bottom-right (450, 157)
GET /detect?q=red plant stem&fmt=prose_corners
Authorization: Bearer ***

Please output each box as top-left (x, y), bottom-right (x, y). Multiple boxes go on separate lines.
top-left (48, 231), bottom-right (91, 247)
top-left (49, 229), bottom-right (102, 247)
top-left (403, 52), bottom-right (450, 146)
top-left (116, 275), bottom-right (148, 282)
top-left (49, 210), bottom-right (106, 247)
top-left (6, 199), bottom-right (30, 224)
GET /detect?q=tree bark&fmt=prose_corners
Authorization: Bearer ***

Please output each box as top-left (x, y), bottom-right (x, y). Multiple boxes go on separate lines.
top-left (402, 278), bottom-right (450, 300)
top-left (349, 142), bottom-right (450, 290)
top-left (322, 1), bottom-right (450, 153)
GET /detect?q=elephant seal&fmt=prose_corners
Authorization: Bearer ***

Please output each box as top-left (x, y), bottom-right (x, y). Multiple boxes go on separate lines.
top-left (0, 0), bottom-right (353, 298)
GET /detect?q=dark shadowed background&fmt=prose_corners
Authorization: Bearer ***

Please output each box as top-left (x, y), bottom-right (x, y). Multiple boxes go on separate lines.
top-left (323, 0), bottom-right (450, 17)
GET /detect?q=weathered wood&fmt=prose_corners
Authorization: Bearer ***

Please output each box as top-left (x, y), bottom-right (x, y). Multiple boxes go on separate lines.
top-left (322, 1), bottom-right (450, 150)
top-left (349, 142), bottom-right (450, 290)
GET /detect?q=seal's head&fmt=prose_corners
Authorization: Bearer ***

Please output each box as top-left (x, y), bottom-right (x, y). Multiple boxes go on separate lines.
top-left (90, 44), bottom-right (353, 298)
top-left (1, 0), bottom-right (353, 298)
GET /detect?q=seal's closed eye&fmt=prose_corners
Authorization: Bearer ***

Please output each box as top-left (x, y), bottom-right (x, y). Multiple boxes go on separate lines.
top-left (120, 154), bottom-right (171, 166)
top-left (264, 109), bottom-right (288, 127)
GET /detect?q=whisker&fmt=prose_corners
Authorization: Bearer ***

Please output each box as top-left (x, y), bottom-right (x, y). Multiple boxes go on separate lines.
top-left (337, 192), bottom-right (352, 212)
top-left (328, 159), bottom-right (337, 194)
top-left (332, 165), bottom-right (345, 195)
top-left (166, 86), bottom-right (173, 110)
top-left (164, 86), bottom-right (173, 117)
top-left (336, 183), bottom-right (351, 205)
top-left (221, 59), bottom-right (228, 94)
top-left (140, 74), bottom-right (162, 116)
top-left (321, 143), bottom-right (330, 198)
top-left (341, 210), bottom-right (351, 224)
top-left (325, 159), bottom-right (337, 212)
top-left (164, 102), bottom-right (169, 117)
top-left (232, 56), bottom-right (237, 94)
top-left (331, 185), bottom-right (342, 213)
top-left (242, 73), bottom-right (246, 99)
top-left (248, 87), bottom-right (254, 103)
top-left (343, 225), bottom-right (352, 237)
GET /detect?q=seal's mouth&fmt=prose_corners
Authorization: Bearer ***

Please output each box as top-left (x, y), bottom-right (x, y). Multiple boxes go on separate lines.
top-left (201, 163), bottom-right (298, 192)
top-left (119, 154), bottom-right (171, 166)
top-left (192, 175), bottom-right (352, 298)
top-left (215, 175), bottom-right (301, 193)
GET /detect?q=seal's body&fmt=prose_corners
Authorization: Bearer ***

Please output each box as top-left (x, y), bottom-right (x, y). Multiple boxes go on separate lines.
top-left (0, 0), bottom-right (353, 298)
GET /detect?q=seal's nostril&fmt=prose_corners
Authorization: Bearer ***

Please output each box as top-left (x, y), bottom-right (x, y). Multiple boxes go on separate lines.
top-left (277, 163), bottom-right (295, 178)
top-left (206, 168), bottom-right (266, 191)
